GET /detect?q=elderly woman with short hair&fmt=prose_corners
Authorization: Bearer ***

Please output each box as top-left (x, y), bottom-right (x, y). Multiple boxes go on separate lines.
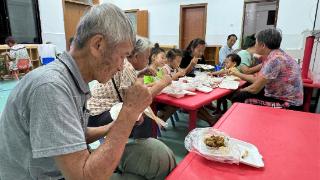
top-left (231, 28), bottom-right (303, 110)
top-left (87, 35), bottom-right (172, 137)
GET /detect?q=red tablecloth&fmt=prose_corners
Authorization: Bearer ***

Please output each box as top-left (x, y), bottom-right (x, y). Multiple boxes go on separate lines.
top-left (153, 81), bottom-right (246, 130)
top-left (166, 103), bottom-right (320, 180)
top-left (154, 81), bottom-right (246, 110)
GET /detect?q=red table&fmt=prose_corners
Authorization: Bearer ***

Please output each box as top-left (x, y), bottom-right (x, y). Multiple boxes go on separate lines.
top-left (166, 103), bottom-right (320, 180)
top-left (154, 81), bottom-right (246, 130)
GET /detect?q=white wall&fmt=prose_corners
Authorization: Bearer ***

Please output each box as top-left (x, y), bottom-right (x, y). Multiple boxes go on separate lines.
top-left (38, 0), bottom-right (66, 52)
top-left (104, 0), bottom-right (319, 59)
top-left (104, 0), bottom-right (243, 48)
top-left (35, 0), bottom-right (319, 58)
top-left (277, 0), bottom-right (318, 53)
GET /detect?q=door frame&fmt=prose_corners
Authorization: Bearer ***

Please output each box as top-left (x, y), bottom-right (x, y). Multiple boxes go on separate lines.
top-left (32, 0), bottom-right (42, 43)
top-left (0, 0), bottom-right (11, 43)
top-left (179, 3), bottom-right (207, 49)
top-left (240, 0), bottom-right (280, 47)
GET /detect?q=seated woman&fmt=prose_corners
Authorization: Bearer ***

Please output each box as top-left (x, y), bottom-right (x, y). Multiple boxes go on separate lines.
top-left (143, 43), bottom-right (166, 84)
top-left (209, 53), bottom-right (241, 76)
top-left (87, 36), bottom-right (172, 138)
top-left (158, 48), bottom-right (217, 125)
top-left (230, 28), bottom-right (303, 110)
top-left (237, 34), bottom-right (262, 74)
top-left (1, 36), bottom-right (32, 77)
top-left (180, 38), bottom-right (206, 76)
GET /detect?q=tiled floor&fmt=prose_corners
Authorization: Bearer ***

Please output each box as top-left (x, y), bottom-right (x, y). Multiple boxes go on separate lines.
top-left (0, 79), bottom-right (212, 163)
top-left (0, 80), bottom-right (18, 115)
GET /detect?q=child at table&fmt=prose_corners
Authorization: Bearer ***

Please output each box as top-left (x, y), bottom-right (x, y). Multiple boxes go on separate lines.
top-left (143, 43), bottom-right (166, 84)
top-left (157, 48), bottom-right (217, 126)
top-left (209, 53), bottom-right (241, 76)
top-left (162, 48), bottom-right (186, 80)
top-left (208, 53), bottom-right (241, 116)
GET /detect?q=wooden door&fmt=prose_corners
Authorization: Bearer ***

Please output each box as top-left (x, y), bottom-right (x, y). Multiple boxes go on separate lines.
top-left (180, 4), bottom-right (207, 49)
top-left (125, 9), bottom-right (149, 38)
top-left (63, 0), bottom-right (91, 50)
top-left (137, 10), bottom-right (148, 37)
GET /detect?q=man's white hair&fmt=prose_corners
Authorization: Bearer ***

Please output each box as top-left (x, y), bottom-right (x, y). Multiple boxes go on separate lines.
top-left (73, 3), bottom-right (135, 49)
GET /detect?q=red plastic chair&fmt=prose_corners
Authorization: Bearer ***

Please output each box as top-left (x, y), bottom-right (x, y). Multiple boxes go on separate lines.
top-left (17, 59), bottom-right (30, 71)
top-left (12, 59), bottom-right (31, 80)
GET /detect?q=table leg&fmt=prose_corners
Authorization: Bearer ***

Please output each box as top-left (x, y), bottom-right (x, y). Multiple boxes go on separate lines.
top-left (151, 102), bottom-right (160, 138)
top-left (188, 110), bottom-right (197, 131)
top-left (304, 87), bottom-right (313, 112)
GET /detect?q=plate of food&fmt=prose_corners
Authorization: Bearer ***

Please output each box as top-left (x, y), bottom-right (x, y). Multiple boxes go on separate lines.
top-left (185, 128), bottom-right (264, 168)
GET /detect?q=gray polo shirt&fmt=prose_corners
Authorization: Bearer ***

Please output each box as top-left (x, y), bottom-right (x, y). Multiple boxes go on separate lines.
top-left (0, 51), bottom-right (91, 179)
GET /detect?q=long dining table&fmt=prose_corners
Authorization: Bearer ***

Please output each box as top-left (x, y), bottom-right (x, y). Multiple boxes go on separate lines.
top-left (154, 81), bottom-right (246, 131)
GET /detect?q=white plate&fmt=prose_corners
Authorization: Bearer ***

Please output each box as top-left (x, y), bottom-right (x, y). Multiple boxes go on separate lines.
top-left (231, 138), bottom-right (264, 168)
top-left (195, 64), bottom-right (215, 70)
top-left (224, 75), bottom-right (240, 81)
top-left (196, 86), bottom-right (213, 93)
top-left (167, 90), bottom-right (196, 98)
top-left (110, 103), bottom-right (148, 121)
top-left (218, 80), bottom-right (240, 90)
top-left (185, 128), bottom-right (264, 168)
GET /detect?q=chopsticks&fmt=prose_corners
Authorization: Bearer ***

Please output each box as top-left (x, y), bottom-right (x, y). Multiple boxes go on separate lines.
top-left (127, 70), bottom-right (168, 127)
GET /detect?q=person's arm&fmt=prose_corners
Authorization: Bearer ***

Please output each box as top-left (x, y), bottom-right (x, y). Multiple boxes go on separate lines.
top-left (240, 64), bottom-right (262, 74)
top-left (240, 75), bottom-right (268, 94)
top-left (148, 75), bottom-right (172, 97)
top-left (171, 69), bottom-right (186, 80)
top-left (230, 69), bottom-right (256, 83)
top-left (241, 57), bottom-right (281, 94)
top-left (161, 66), bottom-right (184, 80)
top-left (209, 69), bottom-right (227, 76)
top-left (55, 79), bottom-right (153, 180)
top-left (1, 52), bottom-right (13, 61)
top-left (185, 56), bottom-right (199, 74)
top-left (137, 67), bottom-right (157, 78)
top-left (85, 122), bottom-right (114, 144)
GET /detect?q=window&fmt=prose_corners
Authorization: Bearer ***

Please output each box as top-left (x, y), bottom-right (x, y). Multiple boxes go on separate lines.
top-left (0, 0), bottom-right (42, 44)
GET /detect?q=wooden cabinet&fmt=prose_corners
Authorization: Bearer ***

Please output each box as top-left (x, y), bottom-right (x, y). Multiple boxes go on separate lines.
top-left (125, 10), bottom-right (149, 37)
top-left (0, 44), bottom-right (40, 75)
top-left (204, 45), bottom-right (222, 65)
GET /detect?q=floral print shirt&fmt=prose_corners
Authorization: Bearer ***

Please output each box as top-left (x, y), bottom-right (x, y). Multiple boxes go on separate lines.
top-left (260, 49), bottom-right (303, 106)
